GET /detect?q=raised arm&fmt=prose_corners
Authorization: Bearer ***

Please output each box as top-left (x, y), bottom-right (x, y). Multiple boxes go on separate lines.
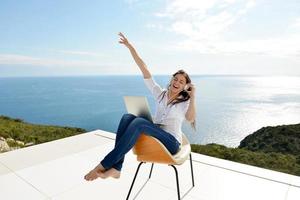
top-left (185, 83), bottom-right (196, 123)
top-left (118, 32), bottom-right (151, 79)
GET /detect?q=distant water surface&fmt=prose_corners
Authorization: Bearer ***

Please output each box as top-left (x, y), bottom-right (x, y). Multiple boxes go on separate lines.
top-left (0, 75), bottom-right (299, 147)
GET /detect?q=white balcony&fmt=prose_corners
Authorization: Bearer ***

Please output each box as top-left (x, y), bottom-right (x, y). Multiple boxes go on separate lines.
top-left (0, 130), bottom-right (299, 200)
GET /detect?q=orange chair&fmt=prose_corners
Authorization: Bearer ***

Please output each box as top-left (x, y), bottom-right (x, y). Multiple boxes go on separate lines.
top-left (126, 133), bottom-right (195, 200)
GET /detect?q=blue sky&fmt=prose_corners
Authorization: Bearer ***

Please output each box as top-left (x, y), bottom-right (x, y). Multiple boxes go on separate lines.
top-left (0, 0), bottom-right (300, 76)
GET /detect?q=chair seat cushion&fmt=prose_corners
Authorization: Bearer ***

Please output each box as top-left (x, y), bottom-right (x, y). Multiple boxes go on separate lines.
top-left (173, 143), bottom-right (191, 165)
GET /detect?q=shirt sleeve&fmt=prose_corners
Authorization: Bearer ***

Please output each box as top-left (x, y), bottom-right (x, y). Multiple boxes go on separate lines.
top-left (144, 77), bottom-right (164, 100)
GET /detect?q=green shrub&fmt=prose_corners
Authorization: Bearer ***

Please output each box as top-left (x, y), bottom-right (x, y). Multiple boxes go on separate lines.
top-left (192, 143), bottom-right (300, 176)
top-left (239, 123), bottom-right (300, 156)
top-left (0, 115), bottom-right (86, 151)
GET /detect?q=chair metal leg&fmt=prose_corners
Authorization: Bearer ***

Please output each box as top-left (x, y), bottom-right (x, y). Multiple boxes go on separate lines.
top-left (148, 163), bottom-right (154, 179)
top-left (126, 162), bottom-right (144, 200)
top-left (170, 165), bottom-right (181, 200)
top-left (190, 153), bottom-right (195, 187)
top-left (127, 158), bottom-right (193, 200)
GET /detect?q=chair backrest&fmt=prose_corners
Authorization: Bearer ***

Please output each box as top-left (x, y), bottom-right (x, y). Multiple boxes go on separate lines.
top-left (132, 133), bottom-right (191, 165)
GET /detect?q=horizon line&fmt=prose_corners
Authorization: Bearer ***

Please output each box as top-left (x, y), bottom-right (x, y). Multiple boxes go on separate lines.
top-left (0, 74), bottom-right (300, 78)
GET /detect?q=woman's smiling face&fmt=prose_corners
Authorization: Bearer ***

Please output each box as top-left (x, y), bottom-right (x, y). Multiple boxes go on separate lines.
top-left (170, 74), bottom-right (187, 94)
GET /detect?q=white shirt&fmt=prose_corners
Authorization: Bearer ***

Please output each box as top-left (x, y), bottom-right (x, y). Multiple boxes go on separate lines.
top-left (144, 77), bottom-right (190, 144)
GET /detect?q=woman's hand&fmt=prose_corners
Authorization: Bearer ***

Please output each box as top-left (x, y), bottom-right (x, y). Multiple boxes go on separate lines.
top-left (118, 32), bottom-right (131, 48)
top-left (118, 32), bottom-right (151, 78)
top-left (186, 83), bottom-right (196, 99)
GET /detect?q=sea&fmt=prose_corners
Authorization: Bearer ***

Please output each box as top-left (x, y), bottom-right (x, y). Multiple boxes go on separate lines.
top-left (0, 75), bottom-right (300, 147)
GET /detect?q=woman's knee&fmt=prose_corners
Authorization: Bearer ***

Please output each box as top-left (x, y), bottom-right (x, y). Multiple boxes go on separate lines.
top-left (120, 113), bottom-right (136, 122)
top-left (121, 113), bottom-right (136, 119)
top-left (129, 117), bottom-right (149, 129)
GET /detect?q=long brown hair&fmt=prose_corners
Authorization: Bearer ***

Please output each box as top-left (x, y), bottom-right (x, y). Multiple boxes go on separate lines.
top-left (158, 69), bottom-right (196, 131)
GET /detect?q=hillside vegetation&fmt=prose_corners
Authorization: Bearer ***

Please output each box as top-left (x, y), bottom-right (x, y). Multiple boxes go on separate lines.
top-left (191, 143), bottom-right (300, 176)
top-left (239, 123), bottom-right (300, 155)
top-left (192, 123), bottom-right (300, 176)
top-left (0, 115), bottom-right (85, 152)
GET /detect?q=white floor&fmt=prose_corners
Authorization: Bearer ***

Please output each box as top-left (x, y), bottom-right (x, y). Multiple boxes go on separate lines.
top-left (0, 130), bottom-right (299, 200)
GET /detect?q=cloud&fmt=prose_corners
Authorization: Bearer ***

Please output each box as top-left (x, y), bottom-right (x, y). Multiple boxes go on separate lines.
top-left (291, 17), bottom-right (300, 28)
top-left (0, 54), bottom-right (111, 67)
top-left (0, 54), bottom-right (41, 65)
top-left (238, 0), bottom-right (256, 14)
top-left (224, 0), bottom-right (236, 3)
top-left (148, 0), bottom-right (300, 58)
top-left (155, 0), bottom-right (255, 40)
top-left (58, 50), bottom-right (104, 57)
top-left (0, 53), bottom-right (142, 75)
top-left (174, 34), bottom-right (300, 57)
top-left (164, 0), bottom-right (217, 16)
top-left (124, 0), bottom-right (140, 5)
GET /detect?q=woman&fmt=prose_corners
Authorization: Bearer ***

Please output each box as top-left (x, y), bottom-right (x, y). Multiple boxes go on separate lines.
top-left (84, 32), bottom-right (196, 180)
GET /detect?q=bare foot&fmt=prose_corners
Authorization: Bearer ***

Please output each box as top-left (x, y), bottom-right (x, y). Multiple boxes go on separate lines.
top-left (84, 164), bottom-right (106, 181)
top-left (84, 169), bottom-right (101, 181)
top-left (101, 168), bottom-right (121, 179)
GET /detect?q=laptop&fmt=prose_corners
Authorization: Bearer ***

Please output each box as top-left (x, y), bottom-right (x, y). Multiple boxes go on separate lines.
top-left (123, 96), bottom-right (154, 122)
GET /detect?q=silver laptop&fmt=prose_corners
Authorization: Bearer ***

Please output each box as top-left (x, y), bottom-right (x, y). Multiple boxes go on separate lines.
top-left (123, 96), bottom-right (153, 122)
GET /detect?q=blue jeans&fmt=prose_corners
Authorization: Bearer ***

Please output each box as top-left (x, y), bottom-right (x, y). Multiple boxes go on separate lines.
top-left (100, 113), bottom-right (180, 171)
